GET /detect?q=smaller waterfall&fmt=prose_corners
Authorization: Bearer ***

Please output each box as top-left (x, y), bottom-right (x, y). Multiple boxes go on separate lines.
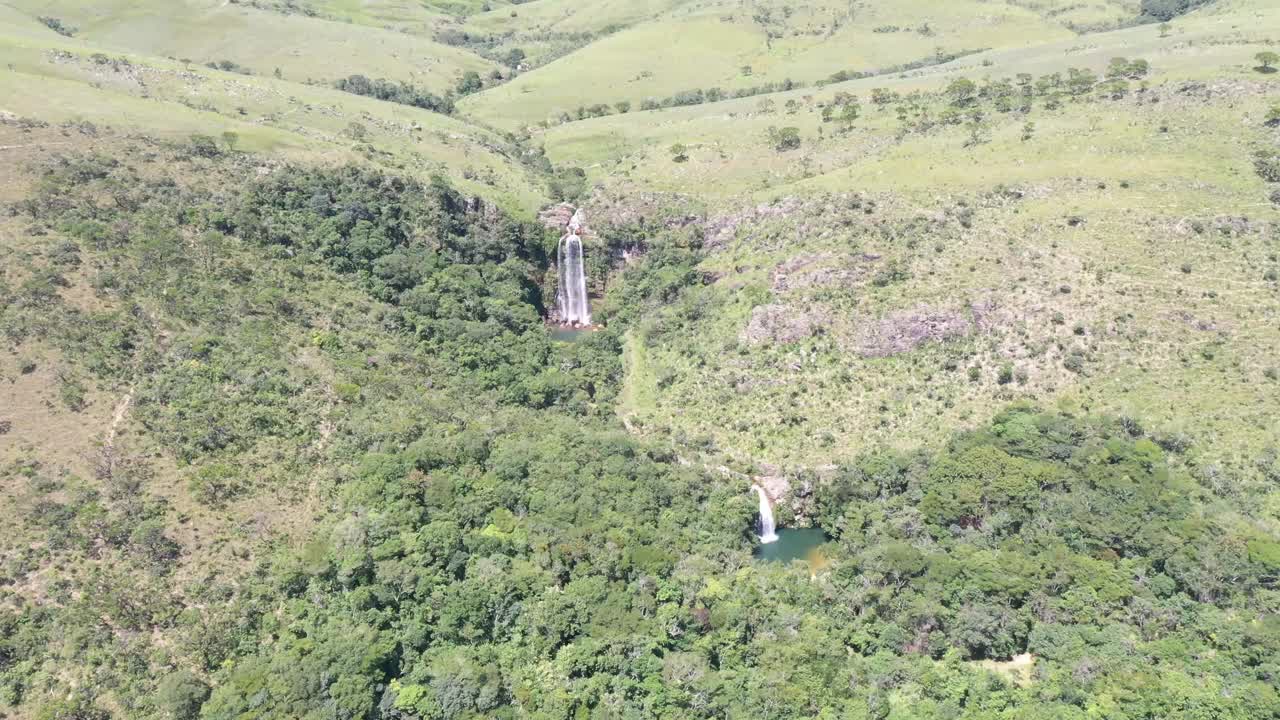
top-left (556, 209), bottom-right (591, 326)
top-left (753, 486), bottom-right (779, 544)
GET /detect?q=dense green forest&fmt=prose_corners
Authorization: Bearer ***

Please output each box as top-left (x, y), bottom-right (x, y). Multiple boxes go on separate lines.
top-left (1, 139), bottom-right (1277, 719)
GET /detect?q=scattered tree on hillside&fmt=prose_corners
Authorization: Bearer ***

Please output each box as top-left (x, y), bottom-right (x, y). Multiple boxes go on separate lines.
top-left (963, 113), bottom-right (990, 147)
top-left (1066, 67), bottom-right (1098, 96)
top-left (871, 87), bottom-right (899, 106)
top-left (946, 78), bottom-right (978, 107)
top-left (822, 92), bottom-right (860, 131)
top-left (767, 125), bottom-right (801, 151)
top-left (1256, 51), bottom-right (1279, 73)
top-left (456, 71), bottom-right (484, 95)
top-left (503, 48), bottom-right (526, 68)
top-left (1107, 57), bottom-right (1150, 80)
top-left (669, 143), bottom-right (689, 163)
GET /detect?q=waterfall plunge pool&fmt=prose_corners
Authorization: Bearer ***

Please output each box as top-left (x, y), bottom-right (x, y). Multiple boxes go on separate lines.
top-left (549, 325), bottom-right (593, 343)
top-left (754, 528), bottom-right (830, 569)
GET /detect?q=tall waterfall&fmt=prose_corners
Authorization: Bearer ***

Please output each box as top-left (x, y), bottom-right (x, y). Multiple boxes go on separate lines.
top-left (753, 486), bottom-right (779, 544)
top-left (557, 209), bottom-right (591, 326)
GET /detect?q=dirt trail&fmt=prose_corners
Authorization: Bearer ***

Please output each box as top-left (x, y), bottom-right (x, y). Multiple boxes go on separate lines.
top-left (106, 389), bottom-right (133, 448)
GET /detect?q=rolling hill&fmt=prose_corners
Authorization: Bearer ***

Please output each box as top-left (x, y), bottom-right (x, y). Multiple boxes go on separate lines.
top-left (1, 0), bottom-right (1279, 718)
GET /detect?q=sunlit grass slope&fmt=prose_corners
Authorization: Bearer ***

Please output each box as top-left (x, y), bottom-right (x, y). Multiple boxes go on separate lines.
top-left (583, 1), bottom-right (1280, 485)
top-left (3, 0), bottom-right (496, 91)
top-left (459, 0), bottom-right (1145, 130)
top-left (0, 26), bottom-right (547, 212)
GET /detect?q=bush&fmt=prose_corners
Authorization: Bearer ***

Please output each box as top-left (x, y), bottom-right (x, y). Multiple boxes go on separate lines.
top-left (57, 373), bottom-right (87, 411)
top-left (767, 126), bottom-right (801, 152)
top-left (334, 75), bottom-right (454, 114)
top-left (38, 16), bottom-right (76, 37)
top-left (997, 363), bottom-right (1014, 385)
top-left (156, 671), bottom-right (211, 720)
top-left (456, 71), bottom-right (484, 96)
top-left (1106, 57), bottom-right (1150, 80)
top-left (188, 463), bottom-right (243, 506)
top-left (186, 135), bottom-right (223, 159)
top-left (1255, 150), bottom-right (1280, 183)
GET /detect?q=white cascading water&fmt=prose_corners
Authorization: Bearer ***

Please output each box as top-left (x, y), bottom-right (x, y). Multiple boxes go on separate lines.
top-left (753, 485), bottom-right (779, 544)
top-left (557, 209), bottom-right (591, 326)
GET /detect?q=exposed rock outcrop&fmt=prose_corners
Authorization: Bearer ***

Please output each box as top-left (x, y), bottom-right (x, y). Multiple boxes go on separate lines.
top-left (741, 304), bottom-right (830, 345)
top-left (770, 252), bottom-right (880, 293)
top-left (853, 305), bottom-right (974, 358)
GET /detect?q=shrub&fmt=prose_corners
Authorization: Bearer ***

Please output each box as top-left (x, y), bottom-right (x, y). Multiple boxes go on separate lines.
top-left (997, 363), bottom-right (1014, 385)
top-left (186, 134), bottom-right (223, 159)
top-left (1256, 150), bottom-right (1280, 182)
top-left (156, 671), bottom-right (210, 720)
top-left (1106, 57), bottom-right (1150, 80)
top-left (188, 463), bottom-right (243, 506)
top-left (767, 126), bottom-right (801, 152)
top-left (503, 48), bottom-right (526, 68)
top-left (456, 71), bottom-right (484, 95)
top-left (334, 75), bottom-right (454, 114)
top-left (57, 373), bottom-right (87, 411)
top-left (207, 59), bottom-right (251, 75)
top-left (38, 16), bottom-right (76, 36)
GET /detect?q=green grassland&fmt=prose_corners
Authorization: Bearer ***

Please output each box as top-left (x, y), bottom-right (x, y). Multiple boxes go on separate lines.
top-left (267, 0), bottom-right (454, 32)
top-left (0, 26), bottom-right (549, 211)
top-left (458, 0), bottom-right (1149, 130)
top-left (540, 2), bottom-right (1278, 201)
top-left (460, 0), bottom-right (693, 67)
top-left (3, 0), bottom-right (496, 91)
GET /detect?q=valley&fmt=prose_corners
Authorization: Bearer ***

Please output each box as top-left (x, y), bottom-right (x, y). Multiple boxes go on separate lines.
top-left (1, 0), bottom-right (1278, 717)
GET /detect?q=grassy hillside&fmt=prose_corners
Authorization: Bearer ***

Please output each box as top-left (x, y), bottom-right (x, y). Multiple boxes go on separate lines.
top-left (458, 0), bottom-right (1150, 130)
top-left (0, 25), bottom-right (549, 212)
top-left (2, 0), bottom-right (1280, 718)
top-left (540, 1), bottom-right (1277, 200)
top-left (3, 129), bottom-right (1278, 720)
top-left (3, 0), bottom-right (495, 91)
top-left (542, 0), bottom-right (1280, 487)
